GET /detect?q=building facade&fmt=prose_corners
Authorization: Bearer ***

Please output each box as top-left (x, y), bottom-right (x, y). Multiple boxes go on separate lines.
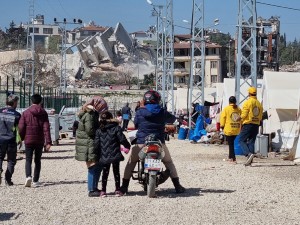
top-left (23, 15), bottom-right (60, 49)
top-left (173, 34), bottom-right (222, 87)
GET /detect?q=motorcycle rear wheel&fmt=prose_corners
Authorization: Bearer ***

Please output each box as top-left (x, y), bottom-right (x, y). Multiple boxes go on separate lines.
top-left (147, 174), bottom-right (157, 198)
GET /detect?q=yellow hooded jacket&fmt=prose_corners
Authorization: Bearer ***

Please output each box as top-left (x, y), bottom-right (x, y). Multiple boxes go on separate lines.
top-left (241, 96), bottom-right (263, 125)
top-left (220, 104), bottom-right (241, 136)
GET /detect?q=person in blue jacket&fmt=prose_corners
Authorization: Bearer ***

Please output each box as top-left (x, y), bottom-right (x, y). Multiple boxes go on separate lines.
top-left (120, 90), bottom-right (185, 194)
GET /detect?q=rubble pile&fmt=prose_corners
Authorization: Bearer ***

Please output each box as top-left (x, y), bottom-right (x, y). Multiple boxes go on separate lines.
top-left (75, 22), bottom-right (155, 85)
top-left (279, 61), bottom-right (300, 72)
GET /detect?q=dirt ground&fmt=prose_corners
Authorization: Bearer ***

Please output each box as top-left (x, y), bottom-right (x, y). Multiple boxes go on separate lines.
top-left (0, 137), bottom-right (299, 225)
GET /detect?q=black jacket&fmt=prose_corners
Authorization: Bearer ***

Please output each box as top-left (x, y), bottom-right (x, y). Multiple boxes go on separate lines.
top-left (94, 119), bottom-right (131, 164)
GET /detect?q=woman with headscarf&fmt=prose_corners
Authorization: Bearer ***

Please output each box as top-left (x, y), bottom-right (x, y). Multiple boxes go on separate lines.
top-left (75, 96), bottom-right (108, 197)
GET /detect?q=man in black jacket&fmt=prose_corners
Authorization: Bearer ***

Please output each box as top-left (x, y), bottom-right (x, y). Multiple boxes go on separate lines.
top-left (120, 90), bottom-right (185, 194)
top-left (121, 103), bottom-right (132, 131)
top-left (0, 94), bottom-right (21, 186)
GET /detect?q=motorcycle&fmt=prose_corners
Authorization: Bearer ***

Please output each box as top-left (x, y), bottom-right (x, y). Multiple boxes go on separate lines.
top-left (131, 134), bottom-right (166, 198)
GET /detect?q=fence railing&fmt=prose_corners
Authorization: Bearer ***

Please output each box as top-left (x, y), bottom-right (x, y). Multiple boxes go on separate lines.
top-left (0, 76), bottom-right (82, 112)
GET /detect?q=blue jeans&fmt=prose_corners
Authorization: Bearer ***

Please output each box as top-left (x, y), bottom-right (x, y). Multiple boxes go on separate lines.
top-left (239, 124), bottom-right (259, 156)
top-left (87, 163), bottom-right (102, 192)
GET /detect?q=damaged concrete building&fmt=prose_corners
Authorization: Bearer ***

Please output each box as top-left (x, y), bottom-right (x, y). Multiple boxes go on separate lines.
top-left (74, 22), bottom-right (155, 86)
top-left (240, 16), bottom-right (280, 78)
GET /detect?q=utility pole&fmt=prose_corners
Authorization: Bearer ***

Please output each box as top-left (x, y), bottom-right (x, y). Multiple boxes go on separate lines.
top-left (25, 0), bottom-right (35, 94)
top-left (163, 0), bottom-right (175, 113)
top-left (235, 0), bottom-right (257, 105)
top-left (147, 0), bottom-right (174, 113)
top-left (54, 18), bottom-right (82, 94)
top-left (147, 1), bottom-right (164, 95)
top-left (188, 0), bottom-right (205, 129)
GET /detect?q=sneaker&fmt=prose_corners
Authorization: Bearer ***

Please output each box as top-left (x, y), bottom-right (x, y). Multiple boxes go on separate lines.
top-left (5, 180), bottom-right (14, 186)
top-left (100, 191), bottom-right (107, 198)
top-left (114, 190), bottom-right (123, 197)
top-left (32, 182), bottom-right (42, 188)
top-left (88, 190), bottom-right (100, 197)
top-left (25, 177), bottom-right (32, 187)
top-left (244, 154), bottom-right (254, 166)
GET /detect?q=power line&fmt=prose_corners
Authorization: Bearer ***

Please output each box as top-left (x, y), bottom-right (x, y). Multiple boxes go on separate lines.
top-left (257, 1), bottom-right (300, 12)
top-left (58, 0), bottom-right (72, 18)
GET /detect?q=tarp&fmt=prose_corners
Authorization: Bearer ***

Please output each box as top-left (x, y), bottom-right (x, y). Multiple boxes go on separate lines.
top-left (262, 71), bottom-right (300, 150)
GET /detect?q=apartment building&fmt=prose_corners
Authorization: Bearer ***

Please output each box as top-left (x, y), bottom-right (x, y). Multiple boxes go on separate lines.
top-left (174, 34), bottom-right (222, 87)
top-left (23, 15), bottom-right (60, 49)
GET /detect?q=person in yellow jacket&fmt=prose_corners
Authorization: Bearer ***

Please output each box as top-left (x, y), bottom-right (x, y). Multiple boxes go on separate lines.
top-left (239, 87), bottom-right (263, 166)
top-left (220, 96), bottom-right (241, 164)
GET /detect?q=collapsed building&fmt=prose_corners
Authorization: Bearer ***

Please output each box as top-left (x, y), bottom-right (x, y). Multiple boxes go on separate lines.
top-left (240, 16), bottom-right (280, 78)
top-left (74, 22), bottom-right (155, 86)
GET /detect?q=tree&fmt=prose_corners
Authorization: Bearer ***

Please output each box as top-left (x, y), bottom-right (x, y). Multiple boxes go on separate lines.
top-left (3, 21), bottom-right (27, 50)
top-left (48, 36), bottom-right (60, 54)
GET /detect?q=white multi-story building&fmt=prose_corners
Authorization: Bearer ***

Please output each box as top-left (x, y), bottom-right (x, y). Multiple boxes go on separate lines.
top-left (173, 34), bottom-right (222, 87)
top-left (23, 15), bottom-right (60, 49)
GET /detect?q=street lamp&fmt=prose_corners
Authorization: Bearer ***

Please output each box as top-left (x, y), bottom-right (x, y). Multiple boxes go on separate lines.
top-left (54, 18), bottom-right (82, 94)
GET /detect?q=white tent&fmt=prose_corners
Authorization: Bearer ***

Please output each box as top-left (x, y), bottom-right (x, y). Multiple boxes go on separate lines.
top-left (294, 90), bottom-right (300, 161)
top-left (221, 78), bottom-right (263, 109)
top-left (262, 71), bottom-right (300, 150)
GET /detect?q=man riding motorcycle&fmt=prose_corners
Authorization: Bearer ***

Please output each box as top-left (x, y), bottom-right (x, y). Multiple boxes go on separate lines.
top-left (120, 90), bottom-right (185, 194)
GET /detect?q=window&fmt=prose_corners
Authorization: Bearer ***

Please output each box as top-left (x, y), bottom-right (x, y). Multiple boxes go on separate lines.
top-left (211, 75), bottom-right (218, 83)
top-left (211, 61), bottom-right (217, 69)
top-left (195, 62), bottom-right (201, 69)
top-left (211, 48), bottom-right (217, 55)
top-left (29, 27), bottom-right (39, 34)
top-left (43, 28), bottom-right (53, 34)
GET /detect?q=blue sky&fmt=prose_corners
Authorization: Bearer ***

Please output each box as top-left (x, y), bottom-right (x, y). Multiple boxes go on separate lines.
top-left (1, 0), bottom-right (300, 41)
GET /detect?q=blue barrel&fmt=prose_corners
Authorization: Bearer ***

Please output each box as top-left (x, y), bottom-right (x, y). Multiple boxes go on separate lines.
top-left (178, 127), bottom-right (188, 140)
top-left (234, 135), bottom-right (244, 155)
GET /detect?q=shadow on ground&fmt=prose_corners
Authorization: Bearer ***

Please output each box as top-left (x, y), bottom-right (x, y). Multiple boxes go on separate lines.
top-left (41, 156), bottom-right (74, 160)
top-left (46, 149), bottom-right (74, 153)
top-left (126, 187), bottom-right (235, 198)
top-left (0, 213), bottom-right (21, 221)
top-left (251, 163), bottom-right (297, 168)
top-left (43, 180), bottom-right (87, 187)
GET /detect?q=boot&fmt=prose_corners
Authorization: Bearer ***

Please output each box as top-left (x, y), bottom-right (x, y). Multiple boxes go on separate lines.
top-left (158, 169), bottom-right (170, 185)
top-left (171, 177), bottom-right (186, 193)
top-left (120, 179), bottom-right (130, 195)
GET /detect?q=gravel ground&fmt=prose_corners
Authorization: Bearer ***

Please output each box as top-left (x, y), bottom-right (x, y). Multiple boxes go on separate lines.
top-left (1, 137), bottom-right (300, 225)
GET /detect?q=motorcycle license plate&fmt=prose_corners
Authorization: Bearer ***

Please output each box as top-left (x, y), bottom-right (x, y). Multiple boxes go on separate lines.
top-left (144, 159), bottom-right (161, 171)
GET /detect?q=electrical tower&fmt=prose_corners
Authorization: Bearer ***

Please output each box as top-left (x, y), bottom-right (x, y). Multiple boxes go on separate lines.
top-left (163, 0), bottom-right (175, 113)
top-left (150, 4), bottom-right (164, 93)
top-left (54, 18), bottom-right (82, 94)
top-left (25, 0), bottom-right (35, 94)
top-left (235, 0), bottom-right (257, 105)
top-left (188, 0), bottom-right (205, 129)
